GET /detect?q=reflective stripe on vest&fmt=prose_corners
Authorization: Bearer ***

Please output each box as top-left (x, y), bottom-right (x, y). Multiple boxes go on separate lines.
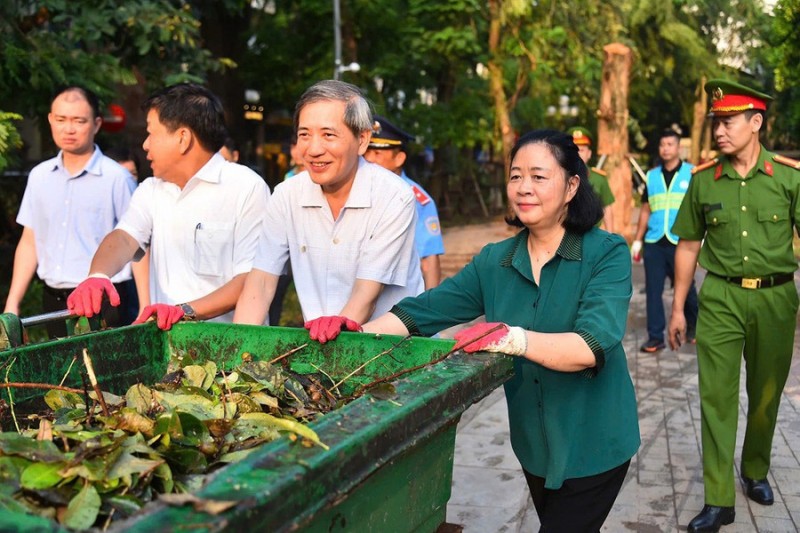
top-left (644, 163), bottom-right (694, 244)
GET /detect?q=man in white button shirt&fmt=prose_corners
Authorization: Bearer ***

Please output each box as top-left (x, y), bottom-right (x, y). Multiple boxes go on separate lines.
top-left (3, 86), bottom-right (137, 338)
top-left (234, 80), bottom-right (423, 341)
top-left (67, 83), bottom-right (269, 329)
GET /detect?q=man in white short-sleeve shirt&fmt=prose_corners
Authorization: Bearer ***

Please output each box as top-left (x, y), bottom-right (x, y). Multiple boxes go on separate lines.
top-left (67, 83), bottom-right (269, 328)
top-left (3, 86), bottom-right (138, 338)
top-left (234, 80), bottom-right (423, 341)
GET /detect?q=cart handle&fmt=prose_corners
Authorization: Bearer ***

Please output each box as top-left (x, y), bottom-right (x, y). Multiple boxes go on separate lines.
top-left (20, 309), bottom-right (75, 328)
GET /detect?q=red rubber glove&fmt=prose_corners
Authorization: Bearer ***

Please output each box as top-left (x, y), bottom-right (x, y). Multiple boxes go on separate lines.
top-left (133, 304), bottom-right (185, 330)
top-left (305, 316), bottom-right (362, 344)
top-left (67, 276), bottom-right (120, 318)
top-left (453, 322), bottom-right (528, 356)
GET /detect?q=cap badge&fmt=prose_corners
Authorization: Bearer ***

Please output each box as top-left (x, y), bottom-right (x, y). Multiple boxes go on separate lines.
top-left (712, 87), bottom-right (724, 101)
top-left (371, 121), bottom-right (382, 135)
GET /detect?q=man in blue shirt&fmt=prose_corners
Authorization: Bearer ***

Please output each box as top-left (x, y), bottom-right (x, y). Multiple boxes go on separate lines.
top-left (364, 116), bottom-right (445, 289)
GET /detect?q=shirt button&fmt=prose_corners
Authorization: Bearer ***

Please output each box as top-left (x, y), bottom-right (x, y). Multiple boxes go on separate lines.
top-left (741, 181), bottom-right (746, 187)
top-left (773, 215), bottom-right (778, 221)
top-left (333, 238), bottom-right (340, 245)
top-left (742, 230), bottom-right (748, 237)
top-left (741, 206), bottom-right (747, 212)
top-left (300, 245), bottom-right (307, 253)
top-left (713, 217), bottom-right (718, 224)
top-left (744, 256), bottom-right (749, 261)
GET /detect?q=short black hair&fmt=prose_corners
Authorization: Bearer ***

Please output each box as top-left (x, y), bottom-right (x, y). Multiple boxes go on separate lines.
top-left (52, 86), bottom-right (101, 119)
top-left (143, 83), bottom-right (228, 153)
top-left (658, 128), bottom-right (681, 143)
top-left (743, 109), bottom-right (766, 131)
top-left (222, 136), bottom-right (238, 153)
top-left (505, 129), bottom-right (603, 234)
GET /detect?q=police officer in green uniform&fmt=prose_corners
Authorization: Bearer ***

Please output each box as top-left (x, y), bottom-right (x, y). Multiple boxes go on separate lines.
top-left (668, 79), bottom-right (800, 532)
top-left (570, 127), bottom-right (616, 231)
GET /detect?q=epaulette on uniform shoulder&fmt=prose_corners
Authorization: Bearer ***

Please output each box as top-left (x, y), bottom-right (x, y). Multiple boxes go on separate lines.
top-left (692, 158), bottom-right (719, 175)
top-left (591, 167), bottom-right (607, 176)
top-left (774, 154), bottom-right (800, 170)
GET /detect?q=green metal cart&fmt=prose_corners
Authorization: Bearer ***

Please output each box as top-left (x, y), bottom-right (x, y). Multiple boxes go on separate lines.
top-left (0, 321), bottom-right (512, 532)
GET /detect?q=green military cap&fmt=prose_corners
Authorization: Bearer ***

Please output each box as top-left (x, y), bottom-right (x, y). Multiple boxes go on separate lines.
top-left (568, 126), bottom-right (593, 147)
top-left (704, 78), bottom-right (773, 117)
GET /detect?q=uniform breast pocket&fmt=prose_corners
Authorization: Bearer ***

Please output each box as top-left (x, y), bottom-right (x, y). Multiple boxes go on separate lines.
top-left (194, 222), bottom-right (234, 276)
top-left (757, 208), bottom-right (790, 240)
top-left (703, 209), bottom-right (729, 227)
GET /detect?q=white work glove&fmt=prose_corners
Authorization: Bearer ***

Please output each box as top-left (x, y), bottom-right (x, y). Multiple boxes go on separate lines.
top-left (453, 322), bottom-right (528, 356)
top-left (631, 240), bottom-right (643, 262)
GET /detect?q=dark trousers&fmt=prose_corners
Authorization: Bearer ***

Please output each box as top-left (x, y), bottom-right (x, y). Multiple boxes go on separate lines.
top-left (643, 240), bottom-right (698, 341)
top-left (268, 270), bottom-right (293, 326)
top-left (42, 279), bottom-right (137, 339)
top-left (524, 460), bottom-right (630, 532)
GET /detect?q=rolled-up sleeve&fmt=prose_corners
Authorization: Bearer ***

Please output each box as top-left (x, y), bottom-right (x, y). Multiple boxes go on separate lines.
top-left (252, 187), bottom-right (290, 276)
top-left (573, 235), bottom-right (632, 374)
top-left (232, 179), bottom-right (270, 276)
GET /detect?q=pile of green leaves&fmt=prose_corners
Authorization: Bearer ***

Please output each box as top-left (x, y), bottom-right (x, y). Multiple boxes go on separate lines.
top-left (0, 359), bottom-right (338, 530)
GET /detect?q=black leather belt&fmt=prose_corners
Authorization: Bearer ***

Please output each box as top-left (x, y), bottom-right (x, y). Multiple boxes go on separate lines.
top-left (43, 284), bottom-right (75, 300)
top-left (708, 272), bottom-right (794, 289)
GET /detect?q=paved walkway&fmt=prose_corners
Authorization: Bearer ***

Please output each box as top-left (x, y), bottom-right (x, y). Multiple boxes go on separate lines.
top-left (441, 222), bottom-right (800, 532)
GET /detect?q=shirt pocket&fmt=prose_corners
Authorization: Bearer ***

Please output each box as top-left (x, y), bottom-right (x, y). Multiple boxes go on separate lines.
top-left (757, 207), bottom-right (790, 242)
top-left (703, 209), bottom-right (729, 228)
top-left (194, 221), bottom-right (234, 276)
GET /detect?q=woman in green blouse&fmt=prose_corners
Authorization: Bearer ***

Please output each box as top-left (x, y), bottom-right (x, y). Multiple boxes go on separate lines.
top-left (308, 129), bottom-right (640, 530)
top-left (306, 130), bottom-right (640, 532)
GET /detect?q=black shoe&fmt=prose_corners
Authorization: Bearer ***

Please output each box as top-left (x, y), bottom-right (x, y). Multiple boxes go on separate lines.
top-left (743, 477), bottom-right (774, 505)
top-left (640, 338), bottom-right (666, 352)
top-left (687, 505), bottom-right (735, 532)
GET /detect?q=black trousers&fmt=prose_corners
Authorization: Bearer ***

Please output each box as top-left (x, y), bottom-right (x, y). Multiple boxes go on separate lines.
top-left (42, 279), bottom-right (137, 339)
top-left (524, 459), bottom-right (630, 532)
top-left (267, 270), bottom-right (293, 326)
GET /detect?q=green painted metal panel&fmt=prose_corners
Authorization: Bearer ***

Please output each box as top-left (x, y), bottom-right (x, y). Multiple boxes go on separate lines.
top-left (0, 322), bottom-right (513, 532)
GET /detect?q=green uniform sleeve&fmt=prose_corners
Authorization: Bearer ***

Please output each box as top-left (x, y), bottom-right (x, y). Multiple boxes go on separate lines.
top-left (589, 170), bottom-right (615, 207)
top-left (598, 176), bottom-right (615, 207)
top-left (671, 171), bottom-right (706, 241)
top-left (573, 234), bottom-right (632, 375)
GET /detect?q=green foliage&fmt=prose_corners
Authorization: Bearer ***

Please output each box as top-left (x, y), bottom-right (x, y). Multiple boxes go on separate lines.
top-left (768, 0), bottom-right (800, 148)
top-left (0, 1), bottom-right (231, 117)
top-left (0, 112), bottom-right (23, 174)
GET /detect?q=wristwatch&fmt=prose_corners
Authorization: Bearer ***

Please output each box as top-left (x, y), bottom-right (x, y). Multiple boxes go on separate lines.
top-left (178, 303), bottom-right (197, 320)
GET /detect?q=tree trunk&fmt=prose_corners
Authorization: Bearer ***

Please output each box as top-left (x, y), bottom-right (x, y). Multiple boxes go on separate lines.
top-left (487, 0), bottom-right (514, 172)
top-left (597, 43), bottom-right (633, 241)
top-left (701, 120), bottom-right (713, 163)
top-left (690, 76), bottom-right (707, 165)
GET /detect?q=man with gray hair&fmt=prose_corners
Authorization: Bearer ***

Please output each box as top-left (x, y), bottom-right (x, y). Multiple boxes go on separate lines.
top-left (234, 80), bottom-right (423, 341)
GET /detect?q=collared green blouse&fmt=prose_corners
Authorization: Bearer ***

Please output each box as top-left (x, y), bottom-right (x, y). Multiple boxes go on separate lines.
top-left (392, 228), bottom-right (640, 489)
top-left (672, 146), bottom-right (800, 277)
